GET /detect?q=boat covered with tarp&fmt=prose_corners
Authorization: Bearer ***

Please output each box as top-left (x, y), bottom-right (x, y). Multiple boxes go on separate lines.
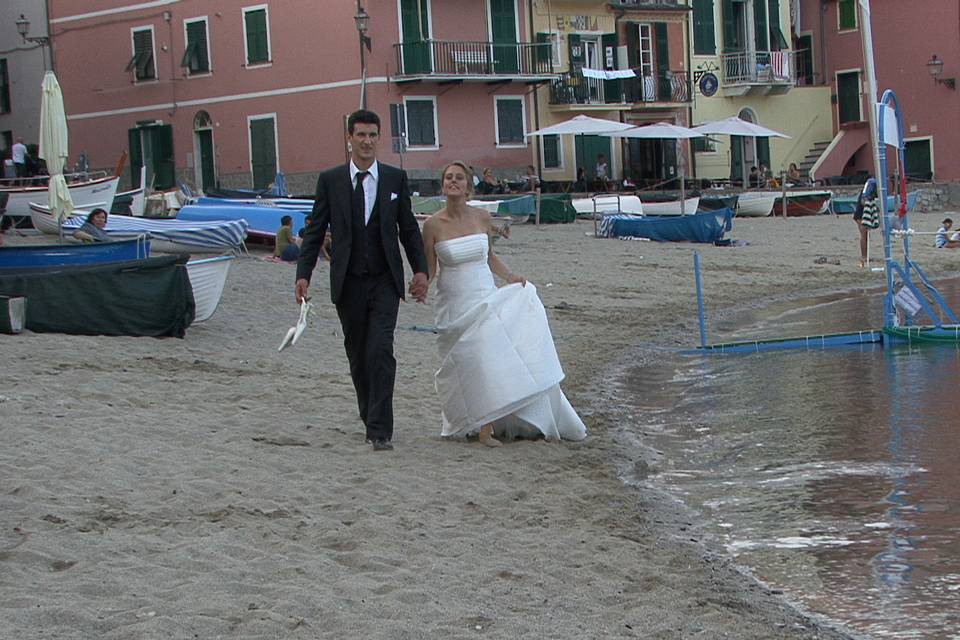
top-left (177, 203), bottom-right (307, 238)
top-left (0, 237), bottom-right (150, 268)
top-left (598, 208), bottom-right (735, 243)
top-left (0, 255), bottom-right (194, 336)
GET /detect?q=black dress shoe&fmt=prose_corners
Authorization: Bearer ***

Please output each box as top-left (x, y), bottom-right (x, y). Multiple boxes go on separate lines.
top-left (371, 439), bottom-right (393, 452)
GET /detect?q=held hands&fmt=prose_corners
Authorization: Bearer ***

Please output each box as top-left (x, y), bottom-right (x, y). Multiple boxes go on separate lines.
top-left (409, 272), bottom-right (429, 303)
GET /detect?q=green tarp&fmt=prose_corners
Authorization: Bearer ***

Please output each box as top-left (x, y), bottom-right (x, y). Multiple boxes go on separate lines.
top-left (0, 255), bottom-right (195, 337)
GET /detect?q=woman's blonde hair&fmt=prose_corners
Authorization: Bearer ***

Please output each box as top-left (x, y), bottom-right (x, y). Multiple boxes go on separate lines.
top-left (440, 161), bottom-right (474, 194)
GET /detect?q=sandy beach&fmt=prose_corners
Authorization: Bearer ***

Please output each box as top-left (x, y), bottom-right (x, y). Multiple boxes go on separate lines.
top-left (3, 212), bottom-right (959, 639)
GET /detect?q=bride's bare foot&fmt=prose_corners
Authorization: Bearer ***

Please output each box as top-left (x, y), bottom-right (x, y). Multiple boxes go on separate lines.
top-left (478, 425), bottom-right (502, 448)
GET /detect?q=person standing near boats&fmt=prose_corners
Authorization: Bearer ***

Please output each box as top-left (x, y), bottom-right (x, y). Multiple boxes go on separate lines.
top-left (295, 109), bottom-right (428, 452)
top-left (853, 177), bottom-right (880, 267)
top-left (12, 138), bottom-right (29, 185)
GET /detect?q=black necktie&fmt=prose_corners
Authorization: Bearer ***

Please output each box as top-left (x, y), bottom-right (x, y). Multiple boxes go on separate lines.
top-left (354, 170), bottom-right (369, 224)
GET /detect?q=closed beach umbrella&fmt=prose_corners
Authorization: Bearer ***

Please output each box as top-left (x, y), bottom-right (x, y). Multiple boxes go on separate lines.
top-left (38, 71), bottom-right (74, 231)
top-left (691, 116), bottom-right (790, 139)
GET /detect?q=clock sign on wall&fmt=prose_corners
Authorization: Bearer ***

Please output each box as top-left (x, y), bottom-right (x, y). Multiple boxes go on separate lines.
top-left (699, 72), bottom-right (719, 97)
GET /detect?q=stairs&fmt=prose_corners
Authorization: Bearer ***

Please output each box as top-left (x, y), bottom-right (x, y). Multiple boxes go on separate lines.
top-left (799, 140), bottom-right (830, 178)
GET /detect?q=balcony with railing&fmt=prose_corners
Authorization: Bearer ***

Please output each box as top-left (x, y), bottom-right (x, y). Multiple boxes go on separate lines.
top-left (720, 50), bottom-right (796, 96)
top-left (549, 70), bottom-right (691, 108)
top-left (392, 40), bottom-right (558, 82)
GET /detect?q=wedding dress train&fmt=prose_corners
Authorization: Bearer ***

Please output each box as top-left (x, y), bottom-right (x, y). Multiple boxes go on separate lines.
top-left (433, 233), bottom-right (587, 441)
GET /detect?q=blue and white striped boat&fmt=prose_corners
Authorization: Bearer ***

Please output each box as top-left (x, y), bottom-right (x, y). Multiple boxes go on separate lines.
top-left (195, 196), bottom-right (315, 210)
top-left (29, 204), bottom-right (248, 253)
top-left (177, 203), bottom-right (309, 238)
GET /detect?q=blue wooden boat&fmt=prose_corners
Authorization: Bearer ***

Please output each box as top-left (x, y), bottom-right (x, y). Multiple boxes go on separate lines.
top-left (598, 208), bottom-right (734, 243)
top-left (831, 191), bottom-right (918, 214)
top-left (0, 237), bottom-right (150, 268)
top-left (177, 203), bottom-right (309, 238)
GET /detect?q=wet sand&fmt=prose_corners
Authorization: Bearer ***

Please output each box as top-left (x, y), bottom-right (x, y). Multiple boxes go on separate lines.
top-left (2, 213), bottom-right (959, 638)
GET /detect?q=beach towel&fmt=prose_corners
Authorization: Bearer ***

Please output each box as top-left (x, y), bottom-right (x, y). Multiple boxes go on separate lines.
top-left (771, 52), bottom-right (790, 81)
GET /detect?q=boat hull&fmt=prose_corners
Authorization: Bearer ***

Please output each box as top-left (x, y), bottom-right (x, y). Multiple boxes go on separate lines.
top-left (0, 237), bottom-right (150, 268)
top-left (186, 255), bottom-right (233, 322)
top-left (2, 175), bottom-right (120, 219)
top-left (772, 191), bottom-right (832, 217)
top-left (736, 192), bottom-right (777, 217)
top-left (639, 197), bottom-right (700, 216)
top-left (178, 203), bottom-right (308, 238)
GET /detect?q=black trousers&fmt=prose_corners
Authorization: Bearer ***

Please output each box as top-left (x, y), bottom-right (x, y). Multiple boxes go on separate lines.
top-left (335, 272), bottom-right (400, 441)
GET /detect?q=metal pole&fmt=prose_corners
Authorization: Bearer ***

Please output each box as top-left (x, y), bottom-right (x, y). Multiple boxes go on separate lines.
top-left (357, 0), bottom-right (367, 110)
top-left (858, 0), bottom-right (895, 326)
top-left (694, 252), bottom-right (708, 348)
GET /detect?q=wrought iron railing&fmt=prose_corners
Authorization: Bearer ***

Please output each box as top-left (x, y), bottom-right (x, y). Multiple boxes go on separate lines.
top-left (720, 50), bottom-right (796, 85)
top-left (549, 70), bottom-right (691, 105)
top-left (393, 40), bottom-right (555, 77)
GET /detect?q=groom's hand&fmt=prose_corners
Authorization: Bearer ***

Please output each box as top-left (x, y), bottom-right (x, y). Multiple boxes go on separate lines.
top-left (295, 278), bottom-right (310, 304)
top-left (409, 272), bottom-right (428, 303)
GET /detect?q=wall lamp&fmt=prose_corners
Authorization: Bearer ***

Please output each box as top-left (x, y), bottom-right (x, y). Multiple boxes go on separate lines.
top-left (927, 55), bottom-right (956, 90)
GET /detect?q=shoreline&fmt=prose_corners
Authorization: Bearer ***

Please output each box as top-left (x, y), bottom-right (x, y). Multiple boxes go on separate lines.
top-left (2, 216), bottom-right (959, 638)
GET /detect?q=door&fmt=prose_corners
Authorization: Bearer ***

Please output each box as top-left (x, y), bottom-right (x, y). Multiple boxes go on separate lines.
top-left (400, 0), bottom-right (431, 74)
top-left (731, 135), bottom-right (757, 184)
top-left (584, 39), bottom-right (602, 101)
top-left (196, 129), bottom-right (216, 192)
top-left (490, 0), bottom-right (518, 73)
top-left (837, 71), bottom-right (861, 124)
top-left (128, 124), bottom-right (174, 190)
top-left (575, 135), bottom-right (613, 184)
top-left (628, 139), bottom-right (677, 185)
top-left (601, 32), bottom-right (620, 103)
top-left (796, 34), bottom-right (813, 84)
top-left (637, 24), bottom-right (655, 101)
top-left (249, 117), bottom-right (277, 190)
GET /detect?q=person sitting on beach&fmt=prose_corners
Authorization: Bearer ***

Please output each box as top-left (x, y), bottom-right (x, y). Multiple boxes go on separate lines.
top-left (299, 217), bottom-right (332, 261)
top-left (787, 162), bottom-right (805, 185)
top-left (273, 214), bottom-right (301, 262)
top-left (748, 166), bottom-right (761, 188)
top-left (476, 168), bottom-right (504, 195)
top-left (935, 218), bottom-right (960, 248)
top-left (73, 208), bottom-right (111, 243)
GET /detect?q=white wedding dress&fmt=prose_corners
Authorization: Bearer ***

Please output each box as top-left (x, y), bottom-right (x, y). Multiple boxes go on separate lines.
top-left (434, 233), bottom-right (587, 441)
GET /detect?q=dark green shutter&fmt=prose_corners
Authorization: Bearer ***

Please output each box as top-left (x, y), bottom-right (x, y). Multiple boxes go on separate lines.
top-left (567, 33), bottom-right (583, 71)
top-left (756, 137), bottom-right (770, 170)
top-left (753, 0), bottom-right (768, 51)
top-left (536, 33), bottom-right (551, 63)
top-left (152, 125), bottom-right (175, 190)
top-left (904, 140), bottom-right (932, 180)
top-left (837, 71), bottom-right (861, 124)
top-left (0, 60), bottom-right (9, 114)
top-left (768, 0), bottom-right (787, 50)
top-left (250, 118), bottom-right (277, 189)
top-left (407, 101), bottom-right (435, 146)
top-left (245, 9), bottom-right (268, 64)
top-left (186, 20), bottom-right (209, 72)
top-left (197, 129), bottom-right (215, 191)
top-left (133, 29), bottom-right (155, 79)
top-left (722, 0), bottom-right (738, 52)
top-left (400, 0), bottom-right (431, 74)
top-left (839, 0), bottom-right (856, 30)
top-left (654, 23), bottom-right (670, 101)
top-left (693, 0), bottom-right (716, 55)
top-left (128, 128), bottom-right (143, 189)
top-left (497, 99), bottom-right (524, 144)
top-left (731, 135), bottom-right (743, 181)
top-left (543, 135), bottom-right (560, 169)
top-left (601, 33), bottom-right (620, 103)
top-left (490, 0), bottom-right (518, 73)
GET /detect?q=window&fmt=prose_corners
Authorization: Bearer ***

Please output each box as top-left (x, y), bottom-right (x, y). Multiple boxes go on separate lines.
top-left (495, 97), bottom-right (525, 147)
top-left (182, 18), bottom-right (210, 75)
top-left (0, 59), bottom-right (9, 114)
top-left (126, 27), bottom-right (156, 81)
top-left (403, 98), bottom-right (438, 149)
top-left (836, 70), bottom-right (861, 124)
top-left (248, 114), bottom-right (278, 189)
top-left (542, 134), bottom-right (562, 169)
top-left (904, 138), bottom-right (933, 181)
top-left (535, 33), bottom-right (563, 68)
top-left (243, 6), bottom-right (271, 66)
top-left (692, 0), bottom-right (716, 55)
top-left (838, 0), bottom-right (857, 31)
top-left (692, 137), bottom-right (717, 153)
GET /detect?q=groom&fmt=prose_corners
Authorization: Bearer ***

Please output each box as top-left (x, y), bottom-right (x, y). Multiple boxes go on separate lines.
top-left (296, 109), bottom-right (428, 451)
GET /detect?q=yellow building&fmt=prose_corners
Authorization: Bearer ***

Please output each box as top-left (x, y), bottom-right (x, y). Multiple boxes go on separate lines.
top-left (530, 0), bottom-right (693, 188)
top-left (688, 0), bottom-right (833, 183)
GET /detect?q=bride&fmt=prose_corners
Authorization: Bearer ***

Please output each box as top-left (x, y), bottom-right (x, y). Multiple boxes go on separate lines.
top-left (421, 162), bottom-right (587, 447)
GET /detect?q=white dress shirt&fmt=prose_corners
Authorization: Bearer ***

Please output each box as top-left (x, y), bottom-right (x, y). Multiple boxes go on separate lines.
top-left (349, 160), bottom-right (379, 225)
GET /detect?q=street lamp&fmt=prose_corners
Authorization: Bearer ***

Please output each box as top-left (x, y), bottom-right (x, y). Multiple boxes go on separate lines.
top-left (354, 2), bottom-right (372, 109)
top-left (16, 14), bottom-right (52, 71)
top-left (926, 54), bottom-right (955, 90)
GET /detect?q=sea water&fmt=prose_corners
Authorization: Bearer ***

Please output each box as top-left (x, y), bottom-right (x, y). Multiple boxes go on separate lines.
top-left (624, 280), bottom-right (960, 639)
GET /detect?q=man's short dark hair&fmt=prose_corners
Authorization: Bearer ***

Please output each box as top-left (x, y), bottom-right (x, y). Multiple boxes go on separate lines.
top-left (347, 109), bottom-right (381, 135)
top-left (281, 214), bottom-right (293, 226)
top-left (944, 218), bottom-right (953, 225)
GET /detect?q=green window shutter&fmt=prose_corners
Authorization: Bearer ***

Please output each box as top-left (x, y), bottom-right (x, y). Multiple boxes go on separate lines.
top-left (0, 60), bottom-right (9, 114)
top-left (837, 71), bottom-right (861, 124)
top-left (128, 128), bottom-right (143, 189)
top-left (250, 118), bottom-right (277, 189)
top-left (497, 99), bottom-right (524, 144)
top-left (245, 9), bottom-right (269, 64)
top-left (543, 135), bottom-right (560, 169)
top-left (753, 0), bottom-right (769, 51)
top-left (186, 20), bottom-right (209, 72)
top-left (756, 136), bottom-right (770, 169)
top-left (839, 0), bottom-right (856, 30)
top-left (536, 33), bottom-right (550, 63)
top-left (767, 0), bottom-right (781, 48)
top-left (693, 0), bottom-right (716, 55)
top-left (904, 140), bottom-right (932, 180)
top-left (567, 33), bottom-right (583, 71)
top-left (722, 0), bottom-right (738, 52)
top-left (601, 32), bottom-right (621, 103)
top-left (625, 24), bottom-right (639, 66)
top-left (654, 23), bottom-right (670, 99)
top-left (132, 30), bottom-right (155, 80)
top-left (730, 135), bottom-right (743, 181)
top-left (407, 100), bottom-right (436, 146)
top-left (152, 125), bottom-right (175, 190)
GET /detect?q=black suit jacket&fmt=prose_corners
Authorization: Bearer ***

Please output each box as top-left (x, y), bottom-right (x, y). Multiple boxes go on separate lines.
top-left (297, 162), bottom-right (427, 305)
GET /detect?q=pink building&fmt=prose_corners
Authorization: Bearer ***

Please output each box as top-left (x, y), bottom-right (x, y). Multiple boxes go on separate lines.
top-left (800, 0), bottom-right (960, 182)
top-left (49, 0), bottom-right (556, 194)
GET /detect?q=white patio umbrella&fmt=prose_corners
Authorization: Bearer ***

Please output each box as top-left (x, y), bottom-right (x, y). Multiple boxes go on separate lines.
top-left (527, 114), bottom-right (634, 137)
top-left (691, 116), bottom-right (790, 139)
top-left (38, 71), bottom-right (74, 241)
top-left (600, 122), bottom-right (704, 214)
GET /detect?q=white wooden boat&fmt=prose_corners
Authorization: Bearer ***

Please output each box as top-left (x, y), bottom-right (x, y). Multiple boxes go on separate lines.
top-left (736, 192), bottom-right (777, 217)
top-left (1, 174), bottom-right (120, 218)
top-left (186, 255), bottom-right (233, 323)
top-left (572, 195), bottom-right (644, 215)
top-left (28, 202), bottom-right (106, 234)
top-left (639, 196), bottom-right (701, 216)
